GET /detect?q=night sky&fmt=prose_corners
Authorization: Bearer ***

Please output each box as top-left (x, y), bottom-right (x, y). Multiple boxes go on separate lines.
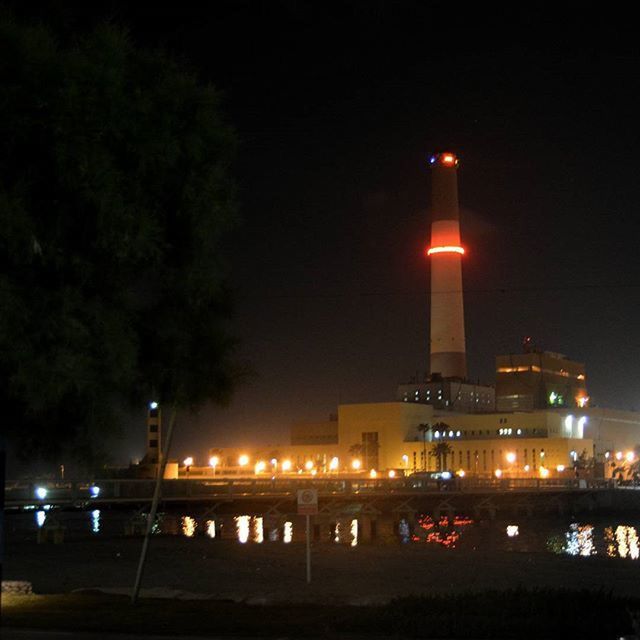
top-left (13, 3), bottom-right (640, 463)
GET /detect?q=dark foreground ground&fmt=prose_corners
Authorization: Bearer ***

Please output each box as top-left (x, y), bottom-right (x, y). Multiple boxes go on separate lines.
top-left (5, 535), bottom-right (640, 602)
top-left (4, 536), bottom-right (640, 638)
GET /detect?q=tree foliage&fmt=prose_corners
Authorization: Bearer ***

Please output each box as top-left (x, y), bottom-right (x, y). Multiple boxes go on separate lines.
top-left (0, 13), bottom-right (239, 460)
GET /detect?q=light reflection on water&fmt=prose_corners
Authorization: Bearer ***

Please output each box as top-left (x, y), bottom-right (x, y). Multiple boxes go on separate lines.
top-left (14, 507), bottom-right (640, 561)
top-left (411, 515), bottom-right (474, 549)
top-left (605, 525), bottom-right (640, 559)
top-left (332, 519), bottom-right (359, 546)
top-left (350, 519), bottom-right (358, 547)
top-left (235, 515), bottom-right (250, 543)
top-left (181, 516), bottom-right (197, 538)
top-left (564, 523), bottom-right (596, 556)
top-left (91, 509), bottom-right (101, 534)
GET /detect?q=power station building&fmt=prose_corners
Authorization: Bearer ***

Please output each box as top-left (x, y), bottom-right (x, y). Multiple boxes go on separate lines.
top-left (205, 152), bottom-right (640, 479)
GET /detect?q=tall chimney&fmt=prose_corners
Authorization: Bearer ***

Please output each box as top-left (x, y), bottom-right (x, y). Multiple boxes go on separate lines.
top-left (427, 152), bottom-right (466, 380)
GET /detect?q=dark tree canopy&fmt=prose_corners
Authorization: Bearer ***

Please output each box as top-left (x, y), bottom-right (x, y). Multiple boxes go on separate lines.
top-left (0, 13), bottom-right (239, 461)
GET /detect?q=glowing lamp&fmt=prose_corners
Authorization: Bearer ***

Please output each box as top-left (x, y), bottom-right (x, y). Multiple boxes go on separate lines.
top-left (506, 452), bottom-right (516, 464)
top-left (281, 459), bottom-right (292, 472)
top-left (329, 456), bottom-right (339, 471)
top-left (388, 469), bottom-right (396, 478)
top-left (183, 457), bottom-right (194, 467)
top-left (305, 460), bottom-right (314, 471)
top-left (90, 485), bottom-right (100, 498)
top-left (209, 456), bottom-right (219, 467)
top-left (494, 469), bottom-right (502, 478)
top-left (626, 451), bottom-right (636, 463)
top-left (427, 245), bottom-right (465, 256)
top-left (369, 469), bottom-right (377, 479)
top-left (351, 459), bottom-right (362, 470)
top-left (238, 454), bottom-right (249, 467)
top-left (35, 486), bottom-right (48, 500)
top-left (255, 460), bottom-right (266, 473)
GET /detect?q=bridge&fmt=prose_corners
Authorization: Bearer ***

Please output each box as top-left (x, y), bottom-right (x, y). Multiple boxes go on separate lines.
top-left (5, 476), bottom-right (630, 522)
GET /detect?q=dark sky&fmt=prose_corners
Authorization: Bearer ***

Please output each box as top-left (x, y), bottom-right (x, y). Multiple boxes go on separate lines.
top-left (14, 2), bottom-right (640, 463)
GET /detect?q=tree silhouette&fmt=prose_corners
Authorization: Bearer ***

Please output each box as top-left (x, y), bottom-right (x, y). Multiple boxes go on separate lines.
top-left (431, 442), bottom-right (453, 472)
top-left (0, 15), bottom-right (241, 462)
top-left (417, 423), bottom-right (432, 471)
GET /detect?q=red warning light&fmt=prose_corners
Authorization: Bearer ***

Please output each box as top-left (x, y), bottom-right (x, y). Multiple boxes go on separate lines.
top-left (427, 245), bottom-right (465, 256)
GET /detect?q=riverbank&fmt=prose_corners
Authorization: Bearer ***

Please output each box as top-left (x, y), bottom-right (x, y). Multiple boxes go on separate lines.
top-left (5, 535), bottom-right (640, 602)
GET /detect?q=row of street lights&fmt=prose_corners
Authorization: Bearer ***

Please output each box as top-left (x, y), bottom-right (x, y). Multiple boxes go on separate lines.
top-left (181, 455), bottom-right (367, 475)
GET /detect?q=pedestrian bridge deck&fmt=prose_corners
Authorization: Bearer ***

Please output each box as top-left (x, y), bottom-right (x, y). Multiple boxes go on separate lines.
top-left (4, 476), bottom-right (617, 510)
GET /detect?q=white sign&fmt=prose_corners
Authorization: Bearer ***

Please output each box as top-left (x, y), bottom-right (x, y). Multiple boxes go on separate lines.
top-left (297, 488), bottom-right (318, 515)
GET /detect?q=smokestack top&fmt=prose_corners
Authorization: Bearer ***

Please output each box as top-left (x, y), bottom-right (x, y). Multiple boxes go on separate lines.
top-left (429, 151), bottom-right (459, 168)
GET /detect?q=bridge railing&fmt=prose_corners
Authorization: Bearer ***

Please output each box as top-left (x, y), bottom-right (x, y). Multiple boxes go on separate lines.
top-left (4, 476), bottom-right (617, 506)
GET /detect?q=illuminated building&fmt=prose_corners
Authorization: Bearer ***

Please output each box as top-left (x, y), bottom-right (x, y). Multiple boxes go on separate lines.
top-left (204, 152), bottom-right (640, 480)
top-left (496, 340), bottom-right (588, 411)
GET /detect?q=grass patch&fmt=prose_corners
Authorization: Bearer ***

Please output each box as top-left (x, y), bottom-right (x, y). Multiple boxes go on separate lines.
top-left (2, 588), bottom-right (637, 638)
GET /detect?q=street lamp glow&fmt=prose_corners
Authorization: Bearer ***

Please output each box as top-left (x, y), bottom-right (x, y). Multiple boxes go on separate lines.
top-left (238, 454), bottom-right (249, 467)
top-left (149, 401), bottom-right (158, 410)
top-left (255, 460), bottom-right (266, 473)
top-left (505, 452), bottom-right (516, 464)
top-left (626, 451), bottom-right (636, 463)
top-left (281, 459), bottom-right (292, 472)
top-left (329, 456), bottom-right (339, 471)
top-left (456, 469), bottom-right (465, 477)
top-left (351, 458), bottom-right (362, 470)
top-left (539, 466), bottom-right (549, 478)
top-left (183, 457), bottom-right (194, 467)
top-left (209, 456), bottom-right (219, 468)
top-left (402, 454), bottom-right (409, 466)
top-left (494, 469), bottom-right (502, 478)
top-left (305, 460), bottom-right (314, 471)
top-left (556, 464), bottom-right (565, 472)
top-left (388, 469), bottom-right (396, 478)
top-left (35, 486), bottom-right (48, 500)
top-left (369, 469), bottom-right (377, 478)
top-left (89, 485), bottom-right (100, 498)
top-left (616, 451), bottom-right (623, 461)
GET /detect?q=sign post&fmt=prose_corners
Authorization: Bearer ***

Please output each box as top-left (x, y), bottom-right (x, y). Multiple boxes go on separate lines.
top-left (297, 488), bottom-right (318, 584)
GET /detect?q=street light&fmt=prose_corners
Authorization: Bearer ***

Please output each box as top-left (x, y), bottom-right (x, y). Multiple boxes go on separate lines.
top-left (183, 457), bottom-right (193, 476)
top-left (238, 454), bottom-right (249, 467)
top-left (351, 459), bottom-right (362, 471)
top-left (209, 456), bottom-right (219, 476)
